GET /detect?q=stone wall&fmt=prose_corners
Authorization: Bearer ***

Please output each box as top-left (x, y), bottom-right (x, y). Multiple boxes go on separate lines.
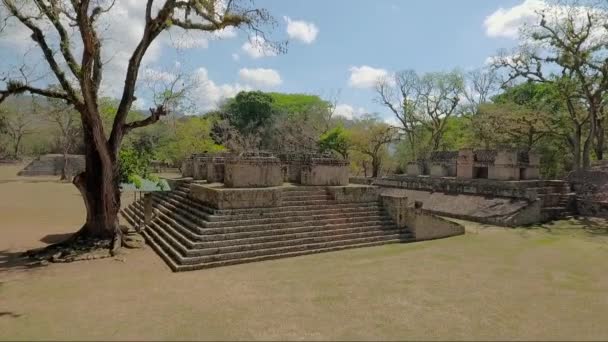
top-left (18, 154), bottom-right (85, 177)
top-left (326, 185), bottom-right (380, 203)
top-left (381, 194), bottom-right (465, 240)
top-left (377, 187), bottom-right (542, 226)
top-left (224, 155), bottom-right (283, 188)
top-left (373, 175), bottom-right (538, 200)
top-left (577, 199), bottom-right (608, 218)
top-left (181, 159), bottom-right (194, 178)
top-left (190, 183), bottom-right (283, 209)
top-left (300, 157), bottom-right (349, 186)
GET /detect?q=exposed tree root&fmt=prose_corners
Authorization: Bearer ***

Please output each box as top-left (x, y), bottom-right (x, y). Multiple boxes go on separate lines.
top-left (23, 226), bottom-right (144, 264)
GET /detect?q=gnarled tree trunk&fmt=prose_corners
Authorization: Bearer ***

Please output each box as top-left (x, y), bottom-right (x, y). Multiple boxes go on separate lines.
top-left (73, 127), bottom-right (121, 242)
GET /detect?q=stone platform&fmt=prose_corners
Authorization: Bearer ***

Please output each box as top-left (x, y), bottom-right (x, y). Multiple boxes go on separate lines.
top-left (121, 179), bottom-right (464, 271)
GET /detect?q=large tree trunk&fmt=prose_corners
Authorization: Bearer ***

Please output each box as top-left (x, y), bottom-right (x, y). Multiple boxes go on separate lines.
top-left (13, 134), bottom-right (22, 159)
top-left (372, 156), bottom-right (381, 178)
top-left (73, 129), bottom-right (121, 242)
top-left (583, 116), bottom-right (595, 170)
top-left (595, 117), bottom-right (604, 161)
top-left (570, 126), bottom-right (582, 172)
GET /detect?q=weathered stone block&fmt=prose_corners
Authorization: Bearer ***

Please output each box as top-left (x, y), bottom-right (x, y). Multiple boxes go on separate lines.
top-left (430, 164), bottom-right (449, 177)
top-left (190, 183), bottom-right (283, 209)
top-left (406, 162), bottom-right (423, 176)
top-left (327, 185), bottom-right (380, 203)
top-left (300, 164), bottom-right (349, 186)
top-left (224, 157), bottom-right (283, 188)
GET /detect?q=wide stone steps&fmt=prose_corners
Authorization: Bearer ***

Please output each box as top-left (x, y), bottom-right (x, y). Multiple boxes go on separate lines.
top-left (143, 224), bottom-right (408, 271)
top-left (129, 202), bottom-right (401, 248)
top-left (138, 200), bottom-right (392, 234)
top-left (142, 228), bottom-right (406, 272)
top-left (153, 191), bottom-right (383, 222)
top-left (150, 218), bottom-right (407, 258)
top-left (121, 185), bottom-right (411, 271)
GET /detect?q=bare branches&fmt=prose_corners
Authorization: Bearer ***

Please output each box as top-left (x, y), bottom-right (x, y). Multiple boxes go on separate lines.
top-left (2, 0), bottom-right (81, 105)
top-left (0, 81), bottom-right (71, 104)
top-left (123, 105), bottom-right (167, 133)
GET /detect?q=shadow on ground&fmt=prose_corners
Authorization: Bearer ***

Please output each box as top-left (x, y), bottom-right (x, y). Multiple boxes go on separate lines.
top-left (530, 217), bottom-right (608, 236)
top-left (0, 179), bottom-right (62, 185)
top-left (0, 250), bottom-right (45, 272)
top-left (0, 312), bottom-right (22, 319)
top-left (40, 233), bottom-right (73, 244)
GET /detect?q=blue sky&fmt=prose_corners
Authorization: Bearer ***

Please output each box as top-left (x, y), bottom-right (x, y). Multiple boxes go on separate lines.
top-left (0, 0), bottom-right (543, 121)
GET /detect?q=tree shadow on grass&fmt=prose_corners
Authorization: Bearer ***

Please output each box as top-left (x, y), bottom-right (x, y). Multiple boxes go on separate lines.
top-left (0, 312), bottom-right (22, 319)
top-left (524, 217), bottom-right (608, 238)
top-left (0, 179), bottom-right (62, 185)
top-left (0, 250), bottom-right (46, 272)
top-left (40, 233), bottom-right (74, 244)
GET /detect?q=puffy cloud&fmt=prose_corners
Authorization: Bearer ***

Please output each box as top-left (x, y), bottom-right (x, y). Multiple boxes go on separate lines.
top-left (334, 104), bottom-right (367, 120)
top-left (348, 66), bottom-right (391, 89)
top-left (283, 16), bottom-right (319, 44)
top-left (238, 68), bottom-right (283, 88)
top-left (241, 36), bottom-right (277, 59)
top-left (484, 0), bottom-right (546, 39)
top-left (0, 1), bottom-right (240, 98)
top-left (191, 67), bottom-right (249, 112)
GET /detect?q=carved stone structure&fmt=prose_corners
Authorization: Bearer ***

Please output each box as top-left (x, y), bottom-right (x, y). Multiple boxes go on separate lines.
top-left (299, 154), bottom-right (349, 186)
top-left (183, 151), bottom-right (349, 187)
top-left (224, 152), bottom-right (283, 188)
top-left (407, 149), bottom-right (540, 181)
top-left (18, 154), bottom-right (85, 177)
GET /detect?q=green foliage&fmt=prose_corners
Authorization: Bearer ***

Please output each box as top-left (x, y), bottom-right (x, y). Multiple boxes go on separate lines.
top-left (224, 91), bottom-right (276, 134)
top-left (268, 92), bottom-right (331, 117)
top-left (118, 147), bottom-right (153, 185)
top-left (156, 115), bottom-right (224, 167)
top-left (318, 125), bottom-right (350, 158)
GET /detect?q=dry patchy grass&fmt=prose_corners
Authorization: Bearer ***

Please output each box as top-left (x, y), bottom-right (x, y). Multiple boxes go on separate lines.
top-left (1, 163), bottom-right (608, 340)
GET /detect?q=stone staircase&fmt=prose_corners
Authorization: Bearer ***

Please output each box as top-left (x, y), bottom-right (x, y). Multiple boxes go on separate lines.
top-left (534, 181), bottom-right (577, 221)
top-left (121, 181), bottom-right (413, 271)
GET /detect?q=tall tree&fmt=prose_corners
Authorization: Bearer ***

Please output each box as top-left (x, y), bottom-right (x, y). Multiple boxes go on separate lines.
top-left (376, 70), bottom-right (464, 157)
top-left (0, 0), bottom-right (281, 249)
top-left (348, 115), bottom-right (399, 177)
top-left (492, 0), bottom-right (608, 168)
top-left (0, 101), bottom-right (35, 158)
top-left (46, 101), bottom-right (81, 180)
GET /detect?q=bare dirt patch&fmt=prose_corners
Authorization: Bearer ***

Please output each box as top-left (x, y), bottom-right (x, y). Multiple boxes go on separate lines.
top-left (2, 163), bottom-right (608, 340)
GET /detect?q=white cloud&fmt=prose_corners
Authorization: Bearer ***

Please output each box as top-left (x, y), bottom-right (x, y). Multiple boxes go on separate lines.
top-left (242, 36), bottom-right (278, 59)
top-left (484, 0), bottom-right (548, 39)
top-left (334, 104), bottom-right (367, 120)
top-left (238, 68), bottom-right (282, 88)
top-left (232, 53), bottom-right (240, 61)
top-left (283, 16), bottom-right (319, 44)
top-left (0, 1), bottom-right (240, 98)
top-left (348, 66), bottom-right (391, 89)
top-left (383, 116), bottom-right (402, 128)
top-left (192, 67), bottom-right (249, 112)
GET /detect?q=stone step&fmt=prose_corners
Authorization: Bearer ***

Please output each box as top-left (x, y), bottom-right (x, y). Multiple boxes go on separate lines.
top-left (144, 224), bottom-right (409, 268)
top-left (282, 195), bottom-right (330, 201)
top-left (142, 229), bottom-right (404, 272)
top-left (150, 218), bottom-right (407, 258)
top-left (153, 194), bottom-right (383, 222)
top-left (153, 208), bottom-right (404, 248)
top-left (144, 199), bottom-right (392, 233)
top-left (131, 200), bottom-right (392, 238)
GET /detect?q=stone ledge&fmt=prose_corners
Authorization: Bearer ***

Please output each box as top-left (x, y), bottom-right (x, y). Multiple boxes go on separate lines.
top-left (190, 183), bottom-right (283, 210)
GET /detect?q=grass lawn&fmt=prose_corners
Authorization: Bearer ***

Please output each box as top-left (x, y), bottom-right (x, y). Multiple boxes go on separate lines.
top-left (1, 163), bottom-right (608, 341)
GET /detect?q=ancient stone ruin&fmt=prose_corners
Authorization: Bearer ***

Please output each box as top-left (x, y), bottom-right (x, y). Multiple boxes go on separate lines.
top-left (18, 154), bottom-right (85, 177)
top-left (406, 149), bottom-right (540, 181)
top-left (353, 149), bottom-right (575, 226)
top-left (121, 151), bottom-right (465, 272)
